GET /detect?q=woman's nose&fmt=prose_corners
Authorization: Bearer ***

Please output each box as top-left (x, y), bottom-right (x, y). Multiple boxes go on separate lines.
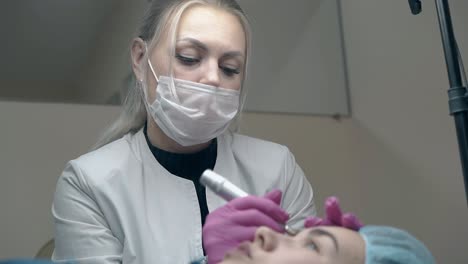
top-left (199, 59), bottom-right (220, 87)
top-left (254, 226), bottom-right (280, 252)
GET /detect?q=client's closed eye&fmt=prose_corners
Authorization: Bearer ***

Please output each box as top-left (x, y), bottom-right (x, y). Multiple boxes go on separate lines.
top-left (307, 241), bottom-right (318, 252)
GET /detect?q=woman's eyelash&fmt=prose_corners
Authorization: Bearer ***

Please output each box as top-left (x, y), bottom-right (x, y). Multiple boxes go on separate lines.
top-left (175, 54), bottom-right (199, 65)
top-left (176, 54), bottom-right (240, 76)
top-left (221, 66), bottom-right (240, 76)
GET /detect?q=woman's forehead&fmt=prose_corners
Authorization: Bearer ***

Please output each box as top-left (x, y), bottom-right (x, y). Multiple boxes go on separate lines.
top-left (175, 5), bottom-right (246, 54)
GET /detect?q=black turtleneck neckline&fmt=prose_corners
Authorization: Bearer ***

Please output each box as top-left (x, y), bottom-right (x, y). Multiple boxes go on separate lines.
top-left (143, 123), bottom-right (216, 227)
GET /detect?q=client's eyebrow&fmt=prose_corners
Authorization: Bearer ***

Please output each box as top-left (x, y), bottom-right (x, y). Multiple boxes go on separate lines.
top-left (309, 228), bottom-right (339, 253)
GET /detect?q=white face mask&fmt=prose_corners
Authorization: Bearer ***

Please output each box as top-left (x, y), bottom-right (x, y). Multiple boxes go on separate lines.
top-left (143, 58), bottom-right (240, 146)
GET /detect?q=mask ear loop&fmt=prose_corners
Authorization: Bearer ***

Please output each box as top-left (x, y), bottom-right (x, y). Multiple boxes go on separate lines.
top-left (145, 44), bottom-right (180, 102)
top-left (138, 44), bottom-right (156, 115)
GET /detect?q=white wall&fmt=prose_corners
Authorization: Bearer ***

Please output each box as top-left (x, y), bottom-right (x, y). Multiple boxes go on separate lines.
top-left (239, 0), bottom-right (349, 115)
top-left (340, 0), bottom-right (468, 262)
top-left (1, 0), bottom-right (468, 262)
top-left (75, 0), bottom-right (148, 104)
top-left (0, 101), bottom-right (120, 258)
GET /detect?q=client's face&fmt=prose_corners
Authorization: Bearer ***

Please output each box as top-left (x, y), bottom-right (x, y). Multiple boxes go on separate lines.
top-left (220, 226), bottom-right (365, 264)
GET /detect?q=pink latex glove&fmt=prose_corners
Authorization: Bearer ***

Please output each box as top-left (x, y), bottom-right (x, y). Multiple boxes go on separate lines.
top-left (304, 196), bottom-right (363, 231)
top-left (203, 189), bottom-right (289, 264)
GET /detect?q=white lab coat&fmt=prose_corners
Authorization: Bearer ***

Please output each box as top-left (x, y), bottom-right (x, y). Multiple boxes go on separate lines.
top-left (52, 129), bottom-right (316, 264)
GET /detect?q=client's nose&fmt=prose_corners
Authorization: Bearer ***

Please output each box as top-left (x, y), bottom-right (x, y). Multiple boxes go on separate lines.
top-left (254, 226), bottom-right (280, 252)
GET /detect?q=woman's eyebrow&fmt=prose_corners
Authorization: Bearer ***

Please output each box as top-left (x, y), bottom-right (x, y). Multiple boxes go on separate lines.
top-left (221, 51), bottom-right (244, 60)
top-left (177, 37), bottom-right (244, 58)
top-left (309, 228), bottom-right (339, 253)
top-left (177, 37), bottom-right (208, 52)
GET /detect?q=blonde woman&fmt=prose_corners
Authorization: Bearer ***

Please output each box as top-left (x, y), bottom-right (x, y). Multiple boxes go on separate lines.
top-left (52, 1), bottom-right (316, 263)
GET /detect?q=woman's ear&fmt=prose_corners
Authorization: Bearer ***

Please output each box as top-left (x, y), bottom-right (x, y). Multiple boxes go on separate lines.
top-left (131, 38), bottom-right (146, 82)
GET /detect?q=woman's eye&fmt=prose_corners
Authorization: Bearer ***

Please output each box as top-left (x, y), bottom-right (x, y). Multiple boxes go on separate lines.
top-left (221, 66), bottom-right (240, 77)
top-left (176, 54), bottom-right (200, 65)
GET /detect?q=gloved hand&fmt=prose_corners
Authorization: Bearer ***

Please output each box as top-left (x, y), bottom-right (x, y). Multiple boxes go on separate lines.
top-left (304, 196), bottom-right (363, 231)
top-left (203, 189), bottom-right (289, 264)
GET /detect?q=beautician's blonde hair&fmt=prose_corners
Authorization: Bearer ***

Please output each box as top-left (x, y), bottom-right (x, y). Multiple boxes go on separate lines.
top-left (93, 0), bottom-right (251, 149)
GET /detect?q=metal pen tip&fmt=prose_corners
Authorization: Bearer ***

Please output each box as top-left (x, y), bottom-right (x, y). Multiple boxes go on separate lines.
top-left (284, 224), bottom-right (299, 236)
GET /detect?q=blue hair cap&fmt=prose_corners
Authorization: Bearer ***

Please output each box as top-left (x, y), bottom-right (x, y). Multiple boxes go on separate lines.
top-left (359, 225), bottom-right (436, 264)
